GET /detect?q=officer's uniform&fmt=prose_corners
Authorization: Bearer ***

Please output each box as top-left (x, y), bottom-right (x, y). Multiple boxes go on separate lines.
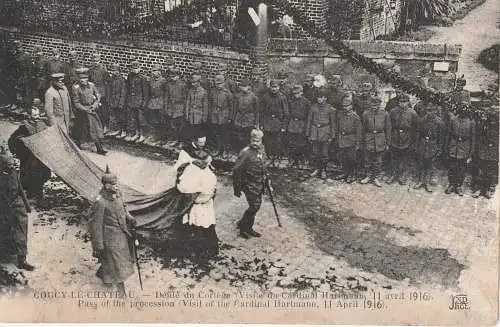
top-left (209, 75), bottom-right (233, 156)
top-left (306, 96), bottom-right (335, 175)
top-left (165, 68), bottom-right (187, 143)
top-left (474, 110), bottom-right (498, 198)
top-left (414, 105), bottom-right (445, 192)
top-left (336, 96), bottom-right (362, 182)
top-left (232, 80), bottom-right (260, 151)
top-left (88, 56), bottom-right (110, 131)
top-left (445, 113), bottom-right (476, 194)
top-left (44, 73), bottom-right (73, 135)
top-left (260, 82), bottom-right (289, 161)
top-left (106, 64), bottom-right (127, 135)
top-left (185, 75), bottom-right (209, 140)
top-left (232, 134), bottom-right (267, 238)
top-left (361, 99), bottom-right (391, 184)
top-left (389, 96), bottom-right (418, 184)
top-left (287, 86), bottom-right (311, 166)
top-left (125, 62), bottom-right (148, 139)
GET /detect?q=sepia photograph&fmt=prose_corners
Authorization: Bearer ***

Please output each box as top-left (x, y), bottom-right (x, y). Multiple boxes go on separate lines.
top-left (0, 0), bottom-right (498, 325)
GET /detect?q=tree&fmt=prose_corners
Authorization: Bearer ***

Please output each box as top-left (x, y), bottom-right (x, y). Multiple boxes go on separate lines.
top-left (399, 0), bottom-right (450, 34)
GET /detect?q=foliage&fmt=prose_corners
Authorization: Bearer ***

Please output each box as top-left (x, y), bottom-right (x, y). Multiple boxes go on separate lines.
top-left (478, 44), bottom-right (500, 73)
top-left (399, 0), bottom-right (451, 33)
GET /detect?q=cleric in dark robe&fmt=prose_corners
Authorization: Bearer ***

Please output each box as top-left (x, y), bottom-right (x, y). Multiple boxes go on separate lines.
top-left (88, 166), bottom-right (136, 295)
top-left (8, 99), bottom-right (51, 207)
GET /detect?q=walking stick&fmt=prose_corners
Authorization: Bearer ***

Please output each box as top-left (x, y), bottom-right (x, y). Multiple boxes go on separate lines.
top-left (265, 177), bottom-right (282, 227)
top-left (131, 230), bottom-right (143, 291)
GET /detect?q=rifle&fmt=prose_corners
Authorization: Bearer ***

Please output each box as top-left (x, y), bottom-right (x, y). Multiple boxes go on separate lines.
top-left (265, 177), bottom-right (282, 227)
top-left (130, 229), bottom-right (143, 291)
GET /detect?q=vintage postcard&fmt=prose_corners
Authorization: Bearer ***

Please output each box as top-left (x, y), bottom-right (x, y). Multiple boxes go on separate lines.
top-left (0, 0), bottom-right (498, 325)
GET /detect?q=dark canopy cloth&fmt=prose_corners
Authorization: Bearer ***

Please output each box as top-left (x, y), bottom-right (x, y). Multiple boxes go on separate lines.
top-left (20, 126), bottom-right (197, 235)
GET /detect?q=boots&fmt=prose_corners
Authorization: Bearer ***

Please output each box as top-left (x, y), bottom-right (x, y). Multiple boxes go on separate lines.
top-left (95, 142), bottom-right (107, 155)
top-left (17, 255), bottom-right (35, 271)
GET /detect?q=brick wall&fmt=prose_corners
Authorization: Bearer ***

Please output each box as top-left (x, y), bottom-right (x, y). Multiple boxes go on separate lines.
top-left (1, 29), bottom-right (253, 83)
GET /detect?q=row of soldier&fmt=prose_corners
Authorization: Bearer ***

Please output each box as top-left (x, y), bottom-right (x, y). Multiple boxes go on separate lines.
top-left (5, 42), bottom-right (498, 199)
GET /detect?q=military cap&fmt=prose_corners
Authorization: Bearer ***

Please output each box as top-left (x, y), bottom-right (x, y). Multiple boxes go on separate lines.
top-left (32, 98), bottom-right (42, 106)
top-left (214, 74), bottom-right (225, 84)
top-left (292, 84), bottom-right (303, 94)
top-left (92, 53), bottom-right (101, 60)
top-left (191, 74), bottom-right (201, 82)
top-left (361, 82), bottom-right (373, 91)
top-left (193, 61), bottom-right (203, 70)
top-left (109, 63), bottom-right (120, 71)
top-left (398, 93), bottom-right (410, 102)
top-left (130, 61), bottom-right (140, 69)
top-left (101, 165), bottom-right (118, 185)
top-left (250, 129), bottom-right (264, 139)
top-left (270, 80), bottom-right (280, 87)
top-left (50, 72), bottom-right (65, 80)
top-left (151, 63), bottom-right (162, 72)
top-left (76, 67), bottom-right (89, 78)
top-left (168, 67), bottom-right (179, 75)
top-left (239, 78), bottom-right (251, 87)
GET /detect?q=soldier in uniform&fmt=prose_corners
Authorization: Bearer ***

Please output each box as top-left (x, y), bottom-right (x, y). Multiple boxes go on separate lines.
top-left (192, 61), bottom-right (210, 91)
top-left (71, 68), bottom-right (107, 155)
top-left (185, 74), bottom-right (209, 141)
top-left (385, 88), bottom-right (404, 112)
top-left (444, 106), bottom-right (476, 196)
top-left (145, 63), bottom-right (167, 145)
top-left (360, 97), bottom-right (391, 187)
top-left (353, 82), bottom-right (374, 118)
top-left (287, 85), bottom-right (311, 168)
top-left (88, 53), bottom-right (111, 134)
top-left (45, 48), bottom-right (67, 76)
top-left (8, 99), bottom-right (51, 206)
top-left (336, 91), bottom-right (362, 183)
top-left (232, 129), bottom-right (267, 239)
top-left (208, 74), bottom-right (233, 157)
top-left (0, 146), bottom-right (34, 271)
top-left (232, 78), bottom-right (259, 152)
top-left (472, 108), bottom-right (498, 198)
top-left (125, 61), bottom-right (148, 143)
top-left (65, 50), bottom-right (82, 87)
top-left (33, 45), bottom-right (49, 100)
top-left (414, 103), bottom-right (445, 192)
top-left (260, 80), bottom-right (289, 166)
top-left (217, 62), bottom-right (239, 95)
top-left (302, 73), bottom-right (316, 102)
top-left (106, 63), bottom-right (127, 137)
top-left (388, 93), bottom-right (418, 185)
top-left (165, 67), bottom-right (187, 147)
top-left (251, 68), bottom-right (268, 99)
top-left (326, 74), bottom-right (345, 109)
top-left (44, 73), bottom-right (73, 135)
top-left (306, 89), bottom-right (335, 179)
top-left (88, 166), bottom-right (137, 295)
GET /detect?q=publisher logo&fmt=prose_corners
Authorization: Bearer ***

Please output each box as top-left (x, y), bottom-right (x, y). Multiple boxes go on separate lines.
top-left (449, 294), bottom-right (470, 310)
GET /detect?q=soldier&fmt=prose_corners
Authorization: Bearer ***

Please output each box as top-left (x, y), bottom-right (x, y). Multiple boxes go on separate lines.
top-left (44, 73), bottom-right (73, 135)
top-left (33, 45), bottom-right (49, 100)
top-left (217, 62), bottom-right (239, 95)
top-left (472, 108), bottom-right (498, 198)
top-left (413, 98), bottom-right (430, 118)
top-left (232, 129), bottom-right (268, 239)
top-left (326, 74), bottom-right (345, 109)
top-left (106, 63), bottom-right (127, 137)
top-left (145, 63), bottom-right (167, 145)
top-left (71, 68), bottom-right (107, 155)
top-left (306, 89), bottom-right (335, 179)
top-left (88, 53), bottom-right (111, 134)
top-left (360, 97), bottom-right (391, 187)
top-left (251, 68), bottom-right (268, 99)
top-left (385, 88), bottom-right (404, 112)
top-left (45, 48), bottom-right (68, 76)
top-left (0, 146), bottom-right (34, 271)
top-left (260, 80), bottom-right (289, 166)
top-left (444, 106), bottom-right (476, 196)
top-left (8, 99), bottom-right (51, 207)
top-left (388, 93), bottom-right (418, 185)
top-left (353, 82), bottom-right (374, 118)
top-left (65, 50), bottom-right (82, 87)
top-left (165, 67), bottom-right (187, 146)
top-left (287, 84), bottom-right (311, 168)
top-left (208, 74), bottom-right (233, 157)
top-left (336, 91), bottom-right (362, 183)
top-left (9, 40), bottom-right (32, 108)
top-left (232, 78), bottom-right (260, 152)
top-left (88, 165), bottom-right (137, 295)
top-left (185, 74), bottom-right (209, 141)
top-left (125, 61), bottom-right (148, 143)
top-left (302, 73), bottom-right (316, 102)
top-left (192, 61), bottom-right (210, 91)
top-left (414, 103), bottom-right (445, 192)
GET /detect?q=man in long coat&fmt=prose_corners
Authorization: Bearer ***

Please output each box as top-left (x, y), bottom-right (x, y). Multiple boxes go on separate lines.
top-left (260, 80), bottom-right (289, 165)
top-left (360, 97), bottom-right (391, 187)
top-left (0, 146), bottom-right (34, 270)
top-left (8, 99), bottom-right (51, 206)
top-left (444, 106), bottom-right (476, 196)
top-left (145, 63), bottom-right (167, 145)
top-left (388, 93), bottom-right (418, 185)
top-left (88, 166), bottom-right (136, 295)
top-left (185, 74), bottom-right (209, 141)
top-left (472, 108), bottom-right (498, 198)
top-left (72, 68), bottom-right (107, 155)
top-left (233, 79), bottom-right (260, 152)
top-left (106, 63), bottom-right (127, 137)
top-left (125, 61), bottom-right (148, 143)
top-left (233, 129), bottom-right (268, 239)
top-left (88, 53), bottom-right (111, 134)
top-left (44, 73), bottom-right (73, 135)
top-left (208, 74), bottom-right (233, 157)
top-left (306, 89), bottom-right (335, 179)
top-left (165, 67), bottom-right (187, 147)
top-left (33, 45), bottom-right (49, 100)
top-left (287, 85), bottom-right (311, 168)
top-left (336, 91), bottom-right (362, 183)
top-left (414, 103), bottom-right (445, 192)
